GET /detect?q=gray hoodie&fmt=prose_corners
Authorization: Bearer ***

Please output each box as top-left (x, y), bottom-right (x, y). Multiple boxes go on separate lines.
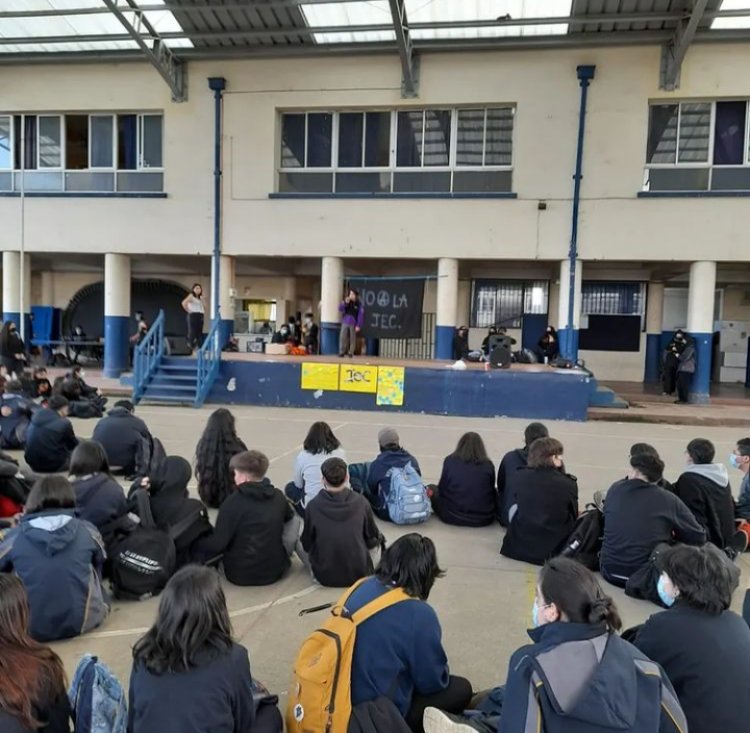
top-left (682, 462), bottom-right (729, 487)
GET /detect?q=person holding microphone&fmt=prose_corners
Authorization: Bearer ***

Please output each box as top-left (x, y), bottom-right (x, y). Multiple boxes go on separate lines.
top-left (338, 288), bottom-right (364, 358)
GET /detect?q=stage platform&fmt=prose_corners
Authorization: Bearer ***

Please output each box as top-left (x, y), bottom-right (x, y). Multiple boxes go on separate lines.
top-left (206, 352), bottom-right (594, 422)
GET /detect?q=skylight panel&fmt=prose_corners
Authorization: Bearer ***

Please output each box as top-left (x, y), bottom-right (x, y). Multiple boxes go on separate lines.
top-left (712, 1), bottom-right (750, 29)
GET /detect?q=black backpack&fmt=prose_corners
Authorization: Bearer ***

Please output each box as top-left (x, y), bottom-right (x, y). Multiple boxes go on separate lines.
top-left (560, 505), bottom-right (604, 570)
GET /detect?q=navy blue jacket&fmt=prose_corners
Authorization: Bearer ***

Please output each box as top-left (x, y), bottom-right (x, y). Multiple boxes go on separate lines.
top-left (72, 473), bottom-right (129, 531)
top-left (92, 407), bottom-right (152, 475)
top-left (367, 448), bottom-right (421, 519)
top-left (496, 448), bottom-right (527, 526)
top-left (0, 509), bottom-right (108, 641)
top-left (634, 604), bottom-right (750, 733)
top-left (498, 622), bottom-right (687, 733)
top-left (24, 408), bottom-right (78, 473)
top-left (128, 643), bottom-right (255, 733)
top-left (0, 392), bottom-right (33, 449)
top-left (347, 577), bottom-right (450, 716)
top-left (435, 455), bottom-right (496, 527)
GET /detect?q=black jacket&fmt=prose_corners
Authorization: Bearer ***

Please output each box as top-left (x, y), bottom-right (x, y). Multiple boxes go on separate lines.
top-left (128, 643), bottom-right (255, 733)
top-left (72, 473), bottom-right (129, 532)
top-left (435, 455), bottom-right (496, 527)
top-left (634, 604), bottom-right (750, 733)
top-left (24, 408), bottom-right (78, 473)
top-left (452, 332), bottom-right (469, 360)
top-left (600, 478), bottom-right (706, 582)
top-left (500, 466), bottom-right (578, 565)
top-left (0, 393), bottom-right (33, 449)
top-left (497, 448), bottom-right (528, 526)
top-left (0, 692), bottom-right (71, 733)
top-left (92, 407), bottom-right (152, 474)
top-left (198, 479), bottom-right (294, 586)
top-left (300, 488), bottom-right (382, 587)
top-left (672, 464), bottom-right (735, 549)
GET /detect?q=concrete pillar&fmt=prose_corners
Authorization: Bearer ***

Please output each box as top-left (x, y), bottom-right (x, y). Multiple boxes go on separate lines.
top-left (645, 281), bottom-right (665, 382)
top-left (548, 279), bottom-right (560, 329)
top-left (557, 259), bottom-right (582, 361)
top-left (103, 253), bottom-right (131, 378)
top-left (320, 257), bottom-right (343, 355)
top-left (218, 255), bottom-right (234, 347)
top-left (40, 271), bottom-right (54, 305)
top-left (686, 261), bottom-right (716, 403)
top-left (435, 258), bottom-right (458, 360)
top-left (3, 252), bottom-right (31, 336)
top-left (457, 280), bottom-right (471, 328)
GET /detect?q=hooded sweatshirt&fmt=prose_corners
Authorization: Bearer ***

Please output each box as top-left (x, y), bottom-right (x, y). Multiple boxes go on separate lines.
top-left (24, 407), bottom-right (78, 473)
top-left (496, 448), bottom-right (528, 526)
top-left (673, 463), bottom-right (735, 548)
top-left (73, 473), bottom-right (129, 532)
top-left (92, 406), bottom-right (152, 474)
top-left (0, 509), bottom-right (108, 641)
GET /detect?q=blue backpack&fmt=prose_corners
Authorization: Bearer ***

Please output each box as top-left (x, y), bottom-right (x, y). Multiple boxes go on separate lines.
top-left (385, 462), bottom-right (431, 525)
top-left (69, 654), bottom-right (128, 733)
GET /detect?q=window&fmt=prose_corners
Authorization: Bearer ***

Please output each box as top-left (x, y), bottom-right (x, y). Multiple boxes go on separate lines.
top-left (38, 116), bottom-right (61, 168)
top-left (0, 116), bottom-right (10, 170)
top-left (90, 115), bottom-right (114, 168)
top-left (471, 280), bottom-right (549, 329)
top-left (644, 100), bottom-right (750, 192)
top-left (140, 114), bottom-right (163, 168)
top-left (278, 106), bottom-right (515, 194)
top-left (581, 282), bottom-right (645, 316)
top-left (66, 115), bottom-right (88, 170)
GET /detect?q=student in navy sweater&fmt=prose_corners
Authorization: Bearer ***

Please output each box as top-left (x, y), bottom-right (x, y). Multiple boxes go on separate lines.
top-left (346, 534), bottom-right (472, 733)
top-left (366, 428), bottom-right (422, 518)
top-left (128, 565), bottom-right (282, 733)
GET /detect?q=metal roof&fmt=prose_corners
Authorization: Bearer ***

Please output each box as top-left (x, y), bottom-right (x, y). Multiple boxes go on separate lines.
top-left (0, 1), bottom-right (749, 100)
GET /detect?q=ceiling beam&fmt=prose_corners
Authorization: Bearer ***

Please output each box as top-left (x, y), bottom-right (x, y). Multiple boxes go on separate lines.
top-left (660, 0), bottom-right (711, 91)
top-left (101, 0), bottom-right (186, 102)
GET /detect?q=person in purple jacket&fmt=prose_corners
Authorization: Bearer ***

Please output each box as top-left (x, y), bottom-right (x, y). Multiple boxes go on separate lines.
top-left (339, 288), bottom-right (364, 357)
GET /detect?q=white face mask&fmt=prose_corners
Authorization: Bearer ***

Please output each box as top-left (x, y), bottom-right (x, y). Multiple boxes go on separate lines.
top-left (78, 370), bottom-right (86, 379)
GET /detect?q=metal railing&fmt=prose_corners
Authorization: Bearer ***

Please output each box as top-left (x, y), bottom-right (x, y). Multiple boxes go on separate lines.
top-left (133, 309), bottom-right (165, 403)
top-left (195, 316), bottom-right (221, 408)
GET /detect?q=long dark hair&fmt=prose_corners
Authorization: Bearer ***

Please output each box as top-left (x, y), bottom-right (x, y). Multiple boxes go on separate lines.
top-left (133, 565), bottom-right (233, 675)
top-left (452, 432), bottom-right (489, 464)
top-left (375, 534), bottom-right (445, 601)
top-left (303, 421), bottom-right (341, 455)
top-left (195, 409), bottom-right (246, 507)
top-left (69, 440), bottom-right (113, 479)
top-left (539, 557), bottom-right (622, 632)
top-left (0, 322), bottom-right (17, 354)
top-left (0, 575), bottom-right (67, 730)
top-left (25, 475), bottom-right (76, 515)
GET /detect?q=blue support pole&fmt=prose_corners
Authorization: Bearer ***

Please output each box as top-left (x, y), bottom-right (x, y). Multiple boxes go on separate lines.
top-left (208, 77), bottom-right (226, 324)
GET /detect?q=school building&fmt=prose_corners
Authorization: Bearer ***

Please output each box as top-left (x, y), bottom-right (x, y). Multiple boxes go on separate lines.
top-left (1, 1), bottom-right (750, 405)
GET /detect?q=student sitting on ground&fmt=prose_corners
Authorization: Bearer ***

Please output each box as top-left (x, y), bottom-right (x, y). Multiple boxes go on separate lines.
top-left (299, 457), bottom-right (383, 587)
top-left (731, 437), bottom-right (750, 520)
top-left (92, 399), bottom-right (153, 477)
top-left (599, 452), bottom-right (706, 588)
top-left (129, 565), bottom-right (282, 733)
top-left (53, 377), bottom-right (102, 419)
top-left (496, 422), bottom-right (549, 526)
top-left (69, 365), bottom-right (106, 409)
top-left (626, 442), bottom-right (673, 491)
top-left (432, 432), bottom-right (496, 527)
top-left (633, 544), bottom-right (750, 733)
top-left (0, 452), bottom-right (33, 520)
top-left (194, 450), bottom-right (299, 586)
top-left (673, 437), bottom-right (747, 555)
top-left (366, 428), bottom-right (422, 517)
top-left (0, 475), bottom-right (108, 642)
top-left (345, 534), bottom-right (472, 733)
top-left (33, 367), bottom-right (52, 402)
top-left (195, 407), bottom-right (247, 508)
top-left (24, 396), bottom-right (78, 474)
top-left (500, 437), bottom-right (578, 566)
top-left (0, 574), bottom-right (71, 733)
top-left (424, 557), bottom-right (687, 733)
top-left (0, 380), bottom-right (34, 450)
top-left (286, 421), bottom-right (346, 515)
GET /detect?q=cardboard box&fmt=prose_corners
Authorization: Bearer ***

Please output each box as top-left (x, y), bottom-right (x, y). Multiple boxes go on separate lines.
top-left (265, 343), bottom-right (289, 356)
top-left (720, 366), bottom-right (746, 383)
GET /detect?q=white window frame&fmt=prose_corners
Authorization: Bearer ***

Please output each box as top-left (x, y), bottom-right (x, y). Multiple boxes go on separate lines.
top-left (0, 114), bottom-right (12, 171)
top-left (88, 114), bottom-right (116, 171)
top-left (137, 113), bottom-right (164, 171)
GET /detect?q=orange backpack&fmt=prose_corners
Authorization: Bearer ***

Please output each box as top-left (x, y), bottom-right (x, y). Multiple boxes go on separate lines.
top-left (286, 578), bottom-right (410, 733)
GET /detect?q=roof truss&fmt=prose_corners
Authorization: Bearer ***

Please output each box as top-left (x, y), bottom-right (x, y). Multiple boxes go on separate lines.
top-left (660, 0), bottom-right (712, 91)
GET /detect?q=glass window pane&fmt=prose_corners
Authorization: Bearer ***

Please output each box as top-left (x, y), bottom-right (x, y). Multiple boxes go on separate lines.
top-left (117, 114), bottom-right (137, 170)
top-left (496, 283), bottom-right (524, 328)
top-left (141, 115), bottom-right (163, 168)
top-left (281, 114), bottom-right (305, 168)
top-left (423, 110), bottom-right (450, 167)
top-left (91, 115), bottom-right (113, 168)
top-left (472, 284), bottom-right (497, 328)
top-left (523, 282), bottom-right (549, 315)
top-left (646, 167), bottom-right (709, 191)
top-left (335, 171), bottom-right (390, 193)
top-left (38, 116), bottom-right (61, 168)
top-left (456, 109), bottom-right (484, 166)
top-left (713, 101), bottom-right (746, 165)
top-left (397, 111), bottom-right (423, 167)
top-left (678, 103), bottom-right (710, 163)
top-left (65, 115), bottom-right (88, 170)
top-left (647, 105), bottom-right (678, 164)
top-left (392, 171), bottom-right (451, 192)
top-left (278, 171), bottom-right (333, 193)
top-left (364, 112), bottom-right (390, 167)
top-left (338, 113), bottom-right (363, 168)
top-left (452, 170), bottom-right (512, 193)
top-left (0, 117), bottom-right (10, 169)
top-left (485, 107), bottom-right (514, 166)
top-left (117, 171), bottom-right (163, 192)
top-left (65, 171), bottom-right (114, 192)
top-left (710, 167), bottom-right (750, 191)
top-left (307, 113), bottom-right (332, 167)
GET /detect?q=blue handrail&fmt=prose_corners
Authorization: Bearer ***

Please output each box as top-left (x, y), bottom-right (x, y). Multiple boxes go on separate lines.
top-left (133, 310), bottom-right (165, 403)
top-left (195, 316), bottom-right (221, 407)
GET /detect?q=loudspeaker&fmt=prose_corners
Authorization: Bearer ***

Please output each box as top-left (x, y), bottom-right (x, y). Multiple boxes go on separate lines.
top-left (488, 334), bottom-right (514, 352)
top-left (489, 345), bottom-right (512, 369)
top-left (165, 336), bottom-right (192, 356)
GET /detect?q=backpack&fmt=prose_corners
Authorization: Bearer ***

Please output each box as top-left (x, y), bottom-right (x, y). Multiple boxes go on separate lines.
top-left (560, 505), bottom-right (604, 570)
top-left (286, 579), bottom-right (410, 733)
top-left (384, 462), bottom-right (430, 525)
top-left (68, 654), bottom-right (127, 733)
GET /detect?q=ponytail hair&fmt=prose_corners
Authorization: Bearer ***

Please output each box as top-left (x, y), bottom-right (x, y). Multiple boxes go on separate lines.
top-left (539, 557), bottom-right (622, 632)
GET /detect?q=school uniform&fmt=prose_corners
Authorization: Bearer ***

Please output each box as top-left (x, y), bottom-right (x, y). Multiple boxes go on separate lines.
top-left (433, 455), bottom-right (496, 527)
top-left (496, 447), bottom-right (528, 526)
top-left (24, 408), bottom-right (78, 474)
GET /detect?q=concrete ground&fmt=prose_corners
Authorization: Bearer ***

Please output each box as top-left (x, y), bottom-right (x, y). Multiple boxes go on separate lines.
top-left (19, 405), bottom-right (750, 706)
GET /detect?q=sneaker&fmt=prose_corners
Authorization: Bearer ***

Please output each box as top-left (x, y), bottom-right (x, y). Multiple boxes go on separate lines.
top-left (423, 708), bottom-right (478, 733)
top-left (729, 529), bottom-right (749, 555)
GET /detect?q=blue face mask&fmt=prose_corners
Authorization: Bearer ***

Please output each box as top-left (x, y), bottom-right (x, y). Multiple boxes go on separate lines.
top-left (657, 575), bottom-right (676, 608)
top-left (730, 454), bottom-right (741, 469)
top-left (532, 600), bottom-right (541, 628)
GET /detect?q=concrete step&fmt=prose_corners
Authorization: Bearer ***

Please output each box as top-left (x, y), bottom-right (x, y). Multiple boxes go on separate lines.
top-left (589, 386), bottom-right (629, 409)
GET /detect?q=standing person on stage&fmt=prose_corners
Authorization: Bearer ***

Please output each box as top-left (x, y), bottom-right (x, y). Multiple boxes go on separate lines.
top-left (339, 288), bottom-right (364, 358)
top-left (182, 284), bottom-right (205, 351)
top-left (302, 312), bottom-right (319, 354)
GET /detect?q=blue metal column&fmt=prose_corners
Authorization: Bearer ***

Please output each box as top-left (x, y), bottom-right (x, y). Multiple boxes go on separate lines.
top-left (208, 77), bottom-right (226, 328)
top-left (561, 64), bottom-right (596, 362)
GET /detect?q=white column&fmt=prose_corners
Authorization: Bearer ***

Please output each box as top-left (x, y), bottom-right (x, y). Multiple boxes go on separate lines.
top-left (2, 251), bottom-right (20, 317)
top-left (687, 261), bottom-right (716, 334)
top-left (320, 257), bottom-right (343, 355)
top-left (103, 253), bottom-right (131, 377)
top-left (219, 255), bottom-right (235, 320)
top-left (646, 281), bottom-right (665, 335)
top-left (436, 258), bottom-right (458, 328)
top-left (557, 259), bottom-right (582, 331)
top-left (456, 280), bottom-right (471, 328)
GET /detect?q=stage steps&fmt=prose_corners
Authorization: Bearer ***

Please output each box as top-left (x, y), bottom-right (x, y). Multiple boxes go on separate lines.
top-left (139, 357), bottom-right (199, 405)
top-left (588, 381), bottom-right (629, 409)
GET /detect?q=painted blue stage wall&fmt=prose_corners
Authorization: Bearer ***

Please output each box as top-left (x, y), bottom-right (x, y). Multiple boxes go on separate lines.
top-left (103, 315), bottom-right (130, 378)
top-left (689, 332), bottom-right (712, 405)
top-left (321, 321), bottom-right (339, 355)
top-left (645, 334), bottom-right (662, 382)
top-left (208, 361), bottom-right (591, 421)
top-left (557, 328), bottom-right (579, 362)
top-left (435, 325), bottom-right (454, 360)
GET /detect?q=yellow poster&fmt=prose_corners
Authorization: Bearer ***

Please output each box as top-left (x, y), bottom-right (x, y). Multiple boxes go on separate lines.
top-left (376, 366), bottom-right (405, 406)
top-left (300, 363), bottom-right (340, 391)
top-left (339, 364), bottom-right (379, 393)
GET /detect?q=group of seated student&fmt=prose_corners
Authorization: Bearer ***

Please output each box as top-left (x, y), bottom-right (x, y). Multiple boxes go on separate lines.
top-left (0, 380), bottom-right (34, 450)
top-left (92, 398), bottom-right (153, 477)
top-left (24, 396), bottom-right (78, 474)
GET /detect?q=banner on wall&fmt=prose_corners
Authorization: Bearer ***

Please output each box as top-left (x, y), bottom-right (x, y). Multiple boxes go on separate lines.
top-left (347, 278), bottom-right (424, 339)
top-left (339, 364), bottom-right (378, 393)
top-left (376, 366), bottom-right (405, 406)
top-left (300, 363), bottom-right (340, 391)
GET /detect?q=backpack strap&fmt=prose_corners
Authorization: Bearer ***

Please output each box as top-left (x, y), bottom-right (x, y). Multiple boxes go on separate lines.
top-left (334, 576), bottom-right (370, 610)
top-left (349, 587), bottom-right (411, 626)
top-left (132, 489), bottom-right (157, 531)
